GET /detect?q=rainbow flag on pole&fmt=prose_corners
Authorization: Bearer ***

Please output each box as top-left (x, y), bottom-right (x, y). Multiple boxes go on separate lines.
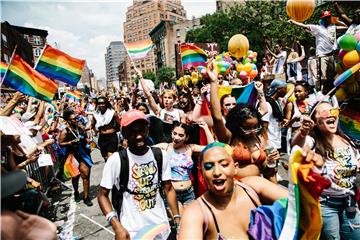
top-left (180, 43), bottom-right (207, 70)
top-left (125, 39), bottom-right (153, 60)
top-left (247, 147), bottom-right (331, 240)
top-left (35, 45), bottom-right (85, 86)
top-left (65, 90), bottom-right (82, 102)
top-left (0, 61), bottom-right (8, 82)
top-left (2, 54), bottom-right (58, 102)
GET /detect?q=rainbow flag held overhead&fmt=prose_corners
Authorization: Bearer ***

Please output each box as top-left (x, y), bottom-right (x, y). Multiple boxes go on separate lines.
top-left (1, 61), bottom-right (8, 82)
top-left (125, 39), bottom-right (153, 60)
top-left (181, 43), bottom-right (208, 70)
top-left (36, 45), bottom-right (85, 86)
top-left (65, 90), bottom-right (82, 102)
top-left (218, 82), bottom-right (257, 106)
top-left (247, 147), bottom-right (331, 240)
top-left (2, 54), bottom-right (58, 102)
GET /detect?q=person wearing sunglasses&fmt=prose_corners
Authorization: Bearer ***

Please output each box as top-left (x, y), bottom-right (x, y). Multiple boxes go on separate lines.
top-left (291, 101), bottom-right (360, 240)
top-left (207, 63), bottom-right (278, 181)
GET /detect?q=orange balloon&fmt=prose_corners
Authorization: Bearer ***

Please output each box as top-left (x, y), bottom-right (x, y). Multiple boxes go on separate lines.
top-left (286, 0), bottom-right (315, 22)
top-left (236, 63), bottom-right (245, 72)
top-left (228, 34), bottom-right (249, 59)
top-left (343, 50), bottom-right (360, 68)
top-left (244, 63), bottom-right (252, 73)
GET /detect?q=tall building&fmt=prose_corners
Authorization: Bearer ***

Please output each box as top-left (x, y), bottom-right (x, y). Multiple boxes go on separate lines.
top-left (105, 41), bottom-right (127, 89)
top-left (123, 0), bottom-right (187, 83)
top-left (1, 21), bottom-right (47, 66)
top-left (150, 18), bottom-right (201, 71)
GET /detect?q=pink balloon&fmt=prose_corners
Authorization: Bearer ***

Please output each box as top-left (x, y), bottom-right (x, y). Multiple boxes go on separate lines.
top-left (355, 32), bottom-right (360, 42)
top-left (239, 70), bottom-right (247, 80)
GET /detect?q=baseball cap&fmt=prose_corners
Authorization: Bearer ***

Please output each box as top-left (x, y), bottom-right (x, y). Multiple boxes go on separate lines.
top-left (268, 79), bottom-right (287, 96)
top-left (321, 10), bottom-right (331, 18)
top-left (120, 109), bottom-right (149, 128)
top-left (1, 170), bottom-right (27, 199)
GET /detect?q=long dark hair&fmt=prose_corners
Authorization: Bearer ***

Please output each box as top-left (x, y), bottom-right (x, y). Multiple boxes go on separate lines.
top-left (225, 103), bottom-right (267, 140)
top-left (172, 122), bottom-right (191, 144)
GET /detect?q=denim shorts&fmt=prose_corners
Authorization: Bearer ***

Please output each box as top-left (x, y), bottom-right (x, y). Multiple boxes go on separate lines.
top-left (175, 187), bottom-right (195, 205)
top-left (320, 196), bottom-right (360, 240)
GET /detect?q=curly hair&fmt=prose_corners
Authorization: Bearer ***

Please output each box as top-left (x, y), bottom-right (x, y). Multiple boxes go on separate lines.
top-left (62, 109), bottom-right (75, 122)
top-left (225, 104), bottom-right (266, 138)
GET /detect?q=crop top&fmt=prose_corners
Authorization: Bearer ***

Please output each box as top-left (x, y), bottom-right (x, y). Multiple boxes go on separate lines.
top-left (168, 145), bottom-right (194, 181)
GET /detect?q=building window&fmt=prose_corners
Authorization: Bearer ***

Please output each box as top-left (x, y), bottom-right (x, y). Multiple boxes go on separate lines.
top-left (144, 23), bottom-right (148, 27)
top-left (2, 33), bottom-right (8, 47)
top-left (176, 29), bottom-right (181, 37)
top-left (23, 34), bottom-right (29, 41)
top-left (144, 35), bottom-right (148, 39)
top-left (3, 53), bottom-right (9, 63)
top-left (34, 48), bottom-right (42, 57)
top-left (33, 36), bottom-right (41, 45)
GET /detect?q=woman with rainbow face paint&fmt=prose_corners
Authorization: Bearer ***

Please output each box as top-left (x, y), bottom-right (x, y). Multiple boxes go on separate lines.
top-left (292, 101), bottom-right (360, 240)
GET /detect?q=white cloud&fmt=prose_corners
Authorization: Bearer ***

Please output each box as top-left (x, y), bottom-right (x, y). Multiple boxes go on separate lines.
top-left (2, 0), bottom-right (216, 80)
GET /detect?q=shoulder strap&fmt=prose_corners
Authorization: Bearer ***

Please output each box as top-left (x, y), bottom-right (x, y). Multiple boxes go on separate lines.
top-left (119, 149), bottom-right (129, 191)
top-left (150, 147), bottom-right (163, 182)
top-left (237, 182), bottom-right (261, 208)
top-left (200, 197), bottom-right (221, 234)
top-left (196, 198), bottom-right (209, 234)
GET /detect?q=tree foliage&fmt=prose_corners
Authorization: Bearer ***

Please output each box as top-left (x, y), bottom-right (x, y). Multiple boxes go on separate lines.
top-left (186, 1), bottom-right (357, 58)
top-left (156, 67), bottom-right (176, 86)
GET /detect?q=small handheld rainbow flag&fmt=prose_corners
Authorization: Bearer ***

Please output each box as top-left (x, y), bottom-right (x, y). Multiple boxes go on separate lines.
top-left (0, 61), bottom-right (8, 82)
top-left (125, 39), bottom-right (153, 60)
top-left (339, 105), bottom-right (360, 142)
top-left (65, 90), bottom-right (82, 102)
top-left (2, 54), bottom-right (58, 102)
top-left (35, 45), bottom-right (85, 86)
top-left (181, 43), bottom-right (208, 70)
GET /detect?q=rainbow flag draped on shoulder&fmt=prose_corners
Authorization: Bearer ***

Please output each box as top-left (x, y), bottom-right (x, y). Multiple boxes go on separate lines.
top-left (2, 54), bottom-right (58, 102)
top-left (247, 147), bottom-right (331, 240)
top-left (35, 45), bottom-right (85, 86)
top-left (125, 39), bottom-right (153, 60)
top-left (181, 43), bottom-right (207, 70)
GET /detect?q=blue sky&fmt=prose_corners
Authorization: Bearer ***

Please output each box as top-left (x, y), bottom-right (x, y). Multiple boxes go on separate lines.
top-left (1, 0), bottom-right (216, 80)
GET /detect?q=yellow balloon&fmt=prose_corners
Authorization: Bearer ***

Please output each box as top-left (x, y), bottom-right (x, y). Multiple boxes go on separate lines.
top-left (228, 34), bottom-right (249, 59)
top-left (176, 80), bottom-right (182, 86)
top-left (286, 0), bottom-right (315, 22)
top-left (343, 50), bottom-right (360, 68)
top-left (244, 63), bottom-right (252, 73)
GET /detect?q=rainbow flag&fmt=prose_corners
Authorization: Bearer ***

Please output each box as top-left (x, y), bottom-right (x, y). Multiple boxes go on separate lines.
top-left (133, 223), bottom-right (170, 239)
top-left (2, 54), bottom-right (58, 102)
top-left (247, 147), bottom-right (331, 240)
top-left (1, 61), bottom-right (8, 82)
top-left (218, 82), bottom-right (257, 106)
top-left (125, 39), bottom-right (153, 60)
top-left (339, 105), bottom-right (360, 142)
top-left (181, 43), bottom-right (207, 70)
top-left (35, 45), bottom-right (85, 86)
top-left (65, 90), bottom-right (81, 102)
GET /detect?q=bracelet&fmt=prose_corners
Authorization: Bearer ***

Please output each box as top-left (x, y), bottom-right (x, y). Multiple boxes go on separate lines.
top-left (106, 211), bottom-right (118, 224)
top-left (10, 99), bottom-right (17, 104)
top-left (257, 92), bottom-right (265, 98)
top-left (173, 214), bottom-right (181, 219)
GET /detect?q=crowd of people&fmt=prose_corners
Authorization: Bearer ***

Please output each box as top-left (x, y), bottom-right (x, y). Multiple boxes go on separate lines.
top-left (1, 3), bottom-right (359, 240)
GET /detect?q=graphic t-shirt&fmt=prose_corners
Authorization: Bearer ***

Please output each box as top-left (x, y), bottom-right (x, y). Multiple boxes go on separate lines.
top-left (100, 147), bottom-right (171, 239)
top-left (308, 24), bottom-right (337, 56)
top-left (305, 137), bottom-right (360, 197)
top-left (159, 108), bottom-right (182, 124)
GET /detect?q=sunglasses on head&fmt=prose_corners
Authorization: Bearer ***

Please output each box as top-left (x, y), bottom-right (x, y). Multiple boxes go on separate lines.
top-left (239, 125), bottom-right (262, 134)
top-left (318, 107), bottom-right (340, 119)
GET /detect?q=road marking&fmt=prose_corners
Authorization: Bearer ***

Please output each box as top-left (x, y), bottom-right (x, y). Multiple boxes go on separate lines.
top-left (79, 213), bottom-right (115, 236)
top-left (59, 191), bottom-right (77, 240)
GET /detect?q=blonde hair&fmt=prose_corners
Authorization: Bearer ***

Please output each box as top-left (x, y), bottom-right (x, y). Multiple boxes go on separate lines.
top-left (161, 89), bottom-right (177, 100)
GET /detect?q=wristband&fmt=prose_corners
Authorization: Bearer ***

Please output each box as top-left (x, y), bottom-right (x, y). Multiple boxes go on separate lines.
top-left (173, 214), bottom-right (181, 219)
top-left (10, 99), bottom-right (17, 104)
top-left (106, 211), bottom-right (118, 224)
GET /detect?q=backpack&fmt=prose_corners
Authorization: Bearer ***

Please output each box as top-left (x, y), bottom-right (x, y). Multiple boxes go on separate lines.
top-left (111, 147), bottom-right (163, 216)
top-left (265, 96), bottom-right (284, 122)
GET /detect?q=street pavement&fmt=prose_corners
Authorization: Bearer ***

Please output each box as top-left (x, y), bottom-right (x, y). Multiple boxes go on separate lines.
top-left (52, 148), bottom-right (290, 240)
top-left (54, 148), bottom-right (115, 240)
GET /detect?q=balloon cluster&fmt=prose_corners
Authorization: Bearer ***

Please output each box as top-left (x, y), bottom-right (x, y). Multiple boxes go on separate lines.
top-left (335, 33), bottom-right (360, 101)
top-left (235, 50), bottom-right (258, 82)
top-left (214, 52), bottom-right (232, 75)
top-left (176, 71), bottom-right (203, 87)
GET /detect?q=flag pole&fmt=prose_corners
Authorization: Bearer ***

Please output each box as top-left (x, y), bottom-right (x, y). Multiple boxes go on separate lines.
top-left (34, 44), bottom-right (48, 69)
top-left (0, 45), bottom-right (18, 87)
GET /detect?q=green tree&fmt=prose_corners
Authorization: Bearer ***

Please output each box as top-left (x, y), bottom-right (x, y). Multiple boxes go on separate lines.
top-left (156, 67), bottom-right (176, 86)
